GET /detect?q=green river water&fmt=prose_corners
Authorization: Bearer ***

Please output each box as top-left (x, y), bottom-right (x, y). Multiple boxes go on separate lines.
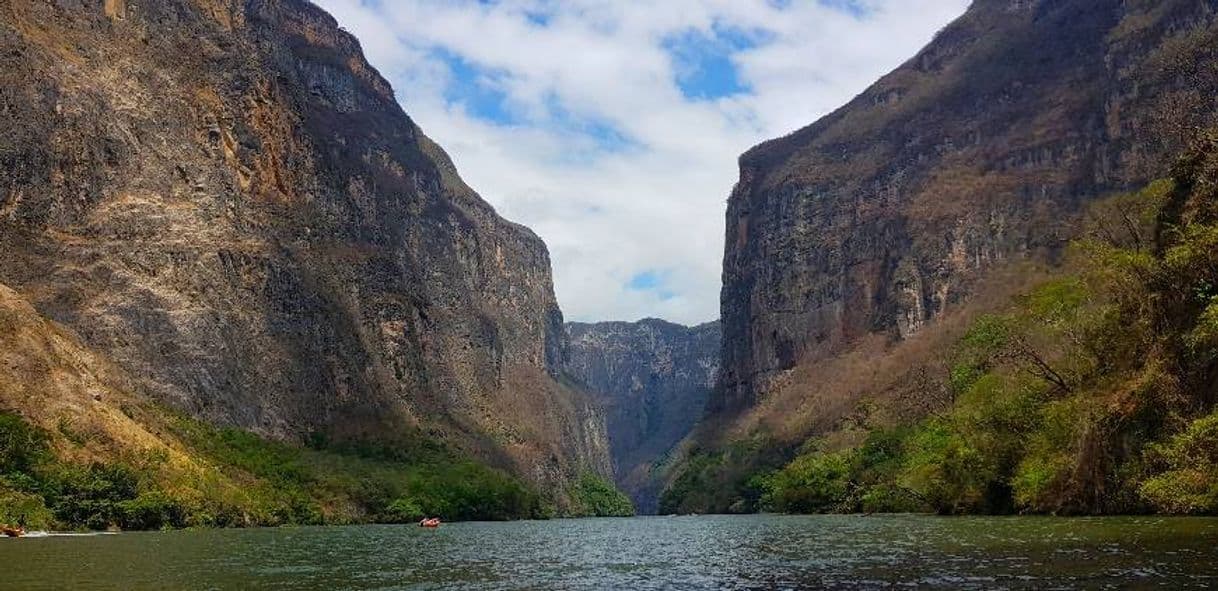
top-left (1, 514), bottom-right (1216, 589)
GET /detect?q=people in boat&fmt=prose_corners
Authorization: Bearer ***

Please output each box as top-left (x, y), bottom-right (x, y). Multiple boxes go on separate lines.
top-left (418, 517), bottom-right (441, 528)
top-left (1, 524), bottom-right (25, 538)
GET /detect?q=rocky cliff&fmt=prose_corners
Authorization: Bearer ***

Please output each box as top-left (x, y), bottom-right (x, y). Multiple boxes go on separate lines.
top-left (565, 319), bottom-right (719, 512)
top-left (0, 0), bottom-right (610, 501)
top-left (716, 0), bottom-right (1218, 413)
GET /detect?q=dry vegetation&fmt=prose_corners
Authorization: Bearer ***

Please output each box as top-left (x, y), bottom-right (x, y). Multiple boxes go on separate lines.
top-left (0, 284), bottom-right (629, 530)
top-left (664, 134), bottom-right (1218, 516)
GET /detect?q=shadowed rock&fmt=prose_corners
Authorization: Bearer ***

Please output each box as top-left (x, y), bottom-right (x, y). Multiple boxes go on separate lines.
top-left (0, 0), bottom-right (610, 504)
top-left (566, 319), bottom-right (719, 513)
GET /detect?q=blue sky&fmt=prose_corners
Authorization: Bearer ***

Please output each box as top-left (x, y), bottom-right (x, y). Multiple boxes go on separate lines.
top-left (664, 24), bottom-right (765, 100)
top-left (315, 0), bottom-right (969, 325)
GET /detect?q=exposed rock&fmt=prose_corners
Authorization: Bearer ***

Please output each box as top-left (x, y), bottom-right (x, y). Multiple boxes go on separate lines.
top-left (565, 319), bottom-right (719, 513)
top-left (716, 0), bottom-right (1218, 414)
top-left (0, 0), bottom-right (610, 502)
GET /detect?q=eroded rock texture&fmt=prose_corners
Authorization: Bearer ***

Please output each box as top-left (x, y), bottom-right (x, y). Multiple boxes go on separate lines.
top-left (565, 319), bottom-right (719, 512)
top-left (716, 0), bottom-right (1218, 413)
top-left (0, 0), bottom-right (610, 499)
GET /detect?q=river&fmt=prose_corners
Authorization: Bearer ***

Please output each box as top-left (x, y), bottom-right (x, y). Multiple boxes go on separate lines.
top-left (2, 514), bottom-right (1217, 589)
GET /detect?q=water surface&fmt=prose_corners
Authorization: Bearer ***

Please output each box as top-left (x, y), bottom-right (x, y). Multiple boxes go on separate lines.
top-left (3, 514), bottom-right (1217, 589)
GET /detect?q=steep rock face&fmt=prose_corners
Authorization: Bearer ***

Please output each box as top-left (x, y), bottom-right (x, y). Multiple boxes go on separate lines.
top-left (0, 279), bottom-right (167, 459)
top-left (717, 0), bottom-right (1218, 413)
top-left (0, 0), bottom-right (609, 497)
top-left (565, 319), bottom-right (719, 512)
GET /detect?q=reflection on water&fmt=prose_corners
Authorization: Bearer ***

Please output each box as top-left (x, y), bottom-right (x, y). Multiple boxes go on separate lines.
top-left (2, 514), bottom-right (1217, 589)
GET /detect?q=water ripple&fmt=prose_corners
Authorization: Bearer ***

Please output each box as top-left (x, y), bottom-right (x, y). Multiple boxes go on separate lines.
top-left (2, 515), bottom-right (1218, 589)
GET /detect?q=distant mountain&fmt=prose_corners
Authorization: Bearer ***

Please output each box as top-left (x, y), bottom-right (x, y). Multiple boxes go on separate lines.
top-left (565, 319), bottom-right (719, 513)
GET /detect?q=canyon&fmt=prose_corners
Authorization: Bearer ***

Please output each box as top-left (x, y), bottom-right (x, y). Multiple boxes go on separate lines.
top-left (564, 319), bottom-right (719, 513)
top-left (4, 0), bottom-right (1218, 528)
top-left (717, 0), bottom-right (1218, 416)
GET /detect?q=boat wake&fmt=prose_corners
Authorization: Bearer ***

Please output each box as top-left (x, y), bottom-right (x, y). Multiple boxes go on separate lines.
top-left (7, 531), bottom-right (119, 539)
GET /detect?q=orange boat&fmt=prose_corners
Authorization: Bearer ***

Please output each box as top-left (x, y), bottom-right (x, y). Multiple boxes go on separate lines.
top-left (419, 518), bottom-right (441, 528)
top-left (1, 525), bottom-right (25, 538)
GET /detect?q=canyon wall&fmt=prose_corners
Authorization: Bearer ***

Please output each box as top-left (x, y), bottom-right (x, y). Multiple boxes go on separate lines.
top-left (0, 0), bottom-right (610, 499)
top-left (716, 0), bottom-right (1218, 414)
top-left (565, 320), bottom-right (719, 512)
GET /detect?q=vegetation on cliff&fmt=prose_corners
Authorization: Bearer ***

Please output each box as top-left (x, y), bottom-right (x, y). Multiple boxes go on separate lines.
top-left (0, 408), bottom-right (635, 531)
top-left (1, 0), bottom-right (614, 509)
top-left (0, 256), bottom-right (630, 531)
top-left (665, 134), bottom-right (1218, 516)
top-left (0, 410), bottom-right (531, 530)
top-left (568, 472), bottom-right (635, 518)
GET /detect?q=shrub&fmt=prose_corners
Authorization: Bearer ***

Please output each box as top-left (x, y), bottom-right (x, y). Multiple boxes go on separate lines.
top-left (118, 491), bottom-right (188, 530)
top-left (1141, 412), bottom-right (1218, 514)
top-left (0, 487), bottom-right (54, 529)
top-left (1187, 300), bottom-right (1218, 360)
top-left (570, 473), bottom-right (634, 517)
top-left (900, 420), bottom-right (992, 514)
top-left (760, 449), bottom-right (852, 513)
top-left (42, 463), bottom-right (141, 530)
top-left (0, 413), bottom-right (50, 475)
top-left (385, 497), bottom-right (425, 522)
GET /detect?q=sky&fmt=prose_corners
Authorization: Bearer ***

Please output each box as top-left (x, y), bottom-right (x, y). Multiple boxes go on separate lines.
top-left (312, 0), bottom-right (970, 325)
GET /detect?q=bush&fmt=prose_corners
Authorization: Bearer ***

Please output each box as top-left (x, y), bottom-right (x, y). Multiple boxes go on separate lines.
top-left (760, 449), bottom-right (852, 513)
top-left (900, 420), bottom-right (995, 514)
top-left (0, 413), bottom-right (50, 475)
top-left (0, 487), bottom-right (54, 529)
top-left (570, 473), bottom-right (634, 517)
top-left (42, 463), bottom-right (141, 530)
top-left (1141, 412), bottom-right (1218, 514)
top-left (659, 452), bottom-right (722, 514)
top-left (1187, 301), bottom-right (1218, 360)
top-left (384, 497), bottom-right (425, 522)
top-left (118, 491), bottom-right (188, 530)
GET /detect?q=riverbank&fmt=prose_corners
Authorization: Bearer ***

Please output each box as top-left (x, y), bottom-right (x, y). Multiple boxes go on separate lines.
top-left (0, 411), bottom-right (633, 532)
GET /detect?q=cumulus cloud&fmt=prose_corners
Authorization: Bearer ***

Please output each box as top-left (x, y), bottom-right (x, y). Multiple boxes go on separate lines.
top-left (312, 0), bottom-right (969, 325)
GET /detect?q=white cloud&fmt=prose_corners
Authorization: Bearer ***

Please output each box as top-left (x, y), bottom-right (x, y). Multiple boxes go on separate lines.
top-left (312, 0), bottom-right (969, 325)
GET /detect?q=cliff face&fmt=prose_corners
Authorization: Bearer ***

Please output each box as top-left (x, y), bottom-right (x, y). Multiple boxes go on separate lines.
top-left (0, 0), bottom-right (609, 497)
top-left (565, 320), bottom-right (719, 512)
top-left (717, 0), bottom-right (1218, 413)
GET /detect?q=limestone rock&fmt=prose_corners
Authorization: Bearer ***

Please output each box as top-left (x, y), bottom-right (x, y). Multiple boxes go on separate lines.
top-left (716, 0), bottom-right (1218, 414)
top-left (0, 0), bottom-right (610, 500)
top-left (565, 319), bottom-right (720, 512)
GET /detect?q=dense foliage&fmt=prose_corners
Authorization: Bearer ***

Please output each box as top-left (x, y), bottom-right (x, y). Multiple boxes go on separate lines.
top-left (665, 133), bottom-right (1218, 516)
top-left (569, 472), bottom-right (635, 517)
top-left (1, 415), bottom-right (170, 530)
top-left (659, 436), bottom-right (786, 515)
top-left (168, 416), bottom-right (553, 526)
top-left (1, 409), bottom-right (631, 530)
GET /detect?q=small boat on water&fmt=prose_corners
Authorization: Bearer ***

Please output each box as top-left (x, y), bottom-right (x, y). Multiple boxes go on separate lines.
top-left (2, 525), bottom-right (26, 538)
top-left (419, 517), bottom-right (441, 528)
